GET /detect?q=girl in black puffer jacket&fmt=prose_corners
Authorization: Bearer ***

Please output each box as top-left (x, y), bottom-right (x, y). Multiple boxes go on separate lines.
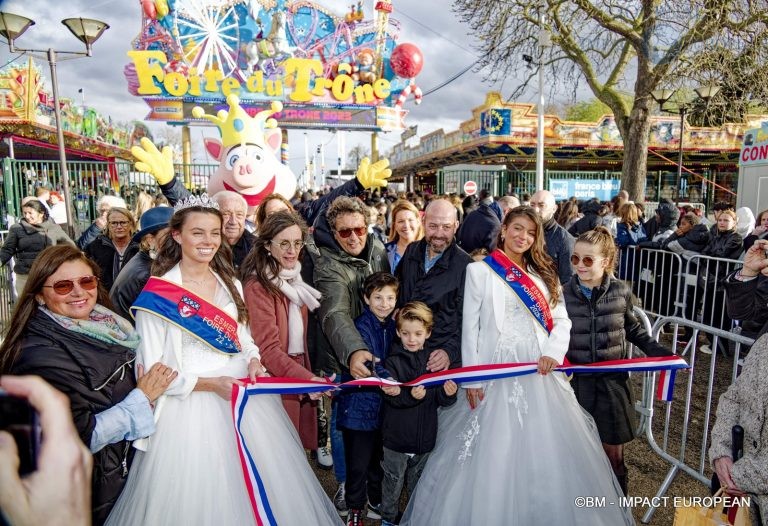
top-left (564, 227), bottom-right (671, 496)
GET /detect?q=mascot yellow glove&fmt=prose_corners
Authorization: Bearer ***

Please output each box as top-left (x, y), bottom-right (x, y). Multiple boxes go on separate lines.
top-left (131, 137), bottom-right (176, 186)
top-left (355, 157), bottom-right (392, 189)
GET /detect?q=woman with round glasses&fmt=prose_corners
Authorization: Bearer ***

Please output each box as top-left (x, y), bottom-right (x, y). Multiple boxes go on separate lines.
top-left (0, 244), bottom-right (177, 524)
top-left (0, 199), bottom-right (73, 297)
top-left (84, 207), bottom-right (140, 292)
top-left (241, 210), bottom-right (329, 449)
top-left (563, 226), bottom-right (671, 496)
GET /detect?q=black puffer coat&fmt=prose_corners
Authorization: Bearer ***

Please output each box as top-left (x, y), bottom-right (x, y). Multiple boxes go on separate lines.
top-left (563, 275), bottom-right (670, 363)
top-left (0, 219), bottom-right (73, 273)
top-left (85, 235), bottom-right (140, 292)
top-left (568, 199), bottom-right (603, 237)
top-left (10, 310), bottom-right (139, 525)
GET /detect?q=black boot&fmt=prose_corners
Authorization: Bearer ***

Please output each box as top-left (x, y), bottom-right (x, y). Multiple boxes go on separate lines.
top-left (616, 471), bottom-right (628, 496)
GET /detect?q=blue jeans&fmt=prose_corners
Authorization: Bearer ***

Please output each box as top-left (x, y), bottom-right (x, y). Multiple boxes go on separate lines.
top-left (331, 397), bottom-right (346, 483)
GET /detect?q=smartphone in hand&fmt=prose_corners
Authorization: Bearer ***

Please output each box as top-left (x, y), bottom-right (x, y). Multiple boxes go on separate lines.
top-left (0, 389), bottom-right (40, 475)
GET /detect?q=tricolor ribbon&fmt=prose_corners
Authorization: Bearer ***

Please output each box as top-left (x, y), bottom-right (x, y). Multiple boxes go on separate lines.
top-left (231, 355), bottom-right (687, 523)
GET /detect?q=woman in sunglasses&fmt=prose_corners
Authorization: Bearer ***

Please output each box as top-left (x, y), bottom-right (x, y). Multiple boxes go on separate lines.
top-left (0, 244), bottom-right (177, 524)
top-left (106, 197), bottom-right (341, 525)
top-left (84, 207), bottom-right (140, 292)
top-left (401, 208), bottom-right (632, 525)
top-left (0, 199), bottom-right (73, 297)
top-left (240, 210), bottom-right (329, 449)
top-left (563, 226), bottom-right (671, 496)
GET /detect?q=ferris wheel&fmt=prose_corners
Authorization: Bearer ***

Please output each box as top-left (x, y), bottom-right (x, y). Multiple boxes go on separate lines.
top-left (175, 0), bottom-right (241, 78)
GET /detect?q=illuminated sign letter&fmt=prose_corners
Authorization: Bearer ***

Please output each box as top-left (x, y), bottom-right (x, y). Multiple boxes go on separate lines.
top-left (284, 58), bottom-right (323, 102)
top-left (128, 50), bottom-right (167, 95)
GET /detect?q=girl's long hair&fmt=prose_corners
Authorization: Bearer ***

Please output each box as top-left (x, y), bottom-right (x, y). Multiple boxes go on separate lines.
top-left (152, 206), bottom-right (247, 323)
top-left (0, 245), bottom-right (112, 373)
top-left (240, 210), bottom-right (308, 298)
top-left (496, 206), bottom-right (560, 305)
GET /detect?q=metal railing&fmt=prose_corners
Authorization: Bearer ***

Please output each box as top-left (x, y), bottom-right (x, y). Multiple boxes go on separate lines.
top-left (637, 316), bottom-right (754, 523)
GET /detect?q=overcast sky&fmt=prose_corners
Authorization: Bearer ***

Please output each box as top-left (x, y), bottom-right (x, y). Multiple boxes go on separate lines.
top-left (0, 0), bottom-right (534, 178)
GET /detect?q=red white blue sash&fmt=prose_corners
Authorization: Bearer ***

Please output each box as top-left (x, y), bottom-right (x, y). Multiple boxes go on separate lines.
top-left (484, 249), bottom-right (553, 335)
top-left (131, 277), bottom-right (242, 355)
top-left (229, 355), bottom-right (687, 522)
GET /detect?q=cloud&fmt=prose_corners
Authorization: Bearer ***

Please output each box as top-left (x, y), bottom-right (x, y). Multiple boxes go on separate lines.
top-left (0, 0), bottom-right (516, 182)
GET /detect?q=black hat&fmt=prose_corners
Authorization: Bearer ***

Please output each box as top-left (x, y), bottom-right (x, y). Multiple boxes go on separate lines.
top-left (132, 206), bottom-right (174, 242)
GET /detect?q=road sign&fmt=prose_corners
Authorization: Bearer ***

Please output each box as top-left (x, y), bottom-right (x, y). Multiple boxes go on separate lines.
top-left (464, 180), bottom-right (477, 196)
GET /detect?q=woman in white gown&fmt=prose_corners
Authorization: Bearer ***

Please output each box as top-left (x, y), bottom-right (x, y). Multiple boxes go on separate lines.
top-left (106, 196), bottom-right (341, 526)
top-left (400, 206), bottom-right (634, 526)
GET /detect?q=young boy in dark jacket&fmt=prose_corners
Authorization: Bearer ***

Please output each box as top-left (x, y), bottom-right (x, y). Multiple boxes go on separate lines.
top-left (337, 272), bottom-right (398, 526)
top-left (380, 301), bottom-right (457, 526)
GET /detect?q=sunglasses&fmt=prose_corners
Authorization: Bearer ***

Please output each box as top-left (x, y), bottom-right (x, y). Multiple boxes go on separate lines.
top-left (570, 255), bottom-right (601, 267)
top-left (42, 275), bottom-right (99, 295)
top-left (336, 226), bottom-right (367, 239)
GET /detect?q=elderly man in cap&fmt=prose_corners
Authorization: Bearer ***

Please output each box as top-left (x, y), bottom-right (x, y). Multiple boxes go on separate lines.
top-left (110, 206), bottom-right (174, 323)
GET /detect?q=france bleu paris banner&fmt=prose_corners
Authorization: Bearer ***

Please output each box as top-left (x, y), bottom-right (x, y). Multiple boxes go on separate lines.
top-left (480, 109), bottom-right (511, 136)
top-left (550, 179), bottom-right (621, 201)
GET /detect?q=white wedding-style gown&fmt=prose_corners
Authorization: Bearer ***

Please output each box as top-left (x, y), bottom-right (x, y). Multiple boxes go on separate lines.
top-left (400, 289), bottom-right (635, 525)
top-left (106, 307), bottom-right (341, 525)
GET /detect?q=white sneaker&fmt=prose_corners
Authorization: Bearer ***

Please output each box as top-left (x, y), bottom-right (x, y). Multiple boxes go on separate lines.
top-left (316, 446), bottom-right (333, 469)
top-left (700, 345), bottom-right (712, 355)
top-left (334, 483), bottom-right (348, 516)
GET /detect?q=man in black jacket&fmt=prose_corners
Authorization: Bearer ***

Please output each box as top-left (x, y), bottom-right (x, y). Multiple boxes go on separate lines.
top-left (530, 190), bottom-right (574, 284)
top-left (396, 199), bottom-right (471, 370)
top-left (456, 189), bottom-right (501, 253)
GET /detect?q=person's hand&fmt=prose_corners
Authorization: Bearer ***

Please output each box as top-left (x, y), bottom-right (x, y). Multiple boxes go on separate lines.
top-left (411, 385), bottom-right (426, 400)
top-left (537, 356), bottom-right (559, 375)
top-left (713, 456), bottom-right (746, 496)
top-left (443, 380), bottom-right (458, 396)
top-left (355, 157), bottom-right (392, 190)
top-left (349, 350), bottom-right (374, 379)
top-left (742, 239), bottom-right (768, 277)
top-left (466, 387), bottom-right (484, 409)
top-left (131, 137), bottom-right (176, 185)
top-left (136, 363), bottom-right (178, 403)
top-left (752, 225), bottom-right (767, 236)
top-left (202, 376), bottom-right (245, 401)
top-left (248, 358), bottom-right (267, 381)
top-left (0, 375), bottom-right (92, 526)
top-left (381, 385), bottom-right (401, 396)
top-left (94, 213), bottom-right (108, 230)
top-left (426, 349), bottom-right (450, 372)
top-left (308, 374), bottom-right (336, 401)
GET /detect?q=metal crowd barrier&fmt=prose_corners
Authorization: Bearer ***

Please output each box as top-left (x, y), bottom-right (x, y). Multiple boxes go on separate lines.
top-left (637, 316), bottom-right (755, 524)
top-left (617, 246), bottom-right (684, 318)
top-left (0, 231), bottom-right (14, 334)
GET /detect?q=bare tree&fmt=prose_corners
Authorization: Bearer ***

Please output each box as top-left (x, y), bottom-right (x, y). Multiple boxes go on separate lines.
top-left (454, 0), bottom-right (768, 201)
top-left (346, 144), bottom-right (370, 170)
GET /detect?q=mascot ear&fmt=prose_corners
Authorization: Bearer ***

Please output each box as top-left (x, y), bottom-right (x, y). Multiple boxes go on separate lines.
top-left (264, 129), bottom-right (282, 154)
top-left (204, 138), bottom-right (224, 161)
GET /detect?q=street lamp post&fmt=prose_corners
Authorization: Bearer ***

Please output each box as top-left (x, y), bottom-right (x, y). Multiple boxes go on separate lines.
top-left (0, 12), bottom-right (109, 236)
top-left (651, 85), bottom-right (720, 206)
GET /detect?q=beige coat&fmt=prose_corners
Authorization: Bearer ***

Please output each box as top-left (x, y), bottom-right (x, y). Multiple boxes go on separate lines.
top-left (709, 334), bottom-right (768, 525)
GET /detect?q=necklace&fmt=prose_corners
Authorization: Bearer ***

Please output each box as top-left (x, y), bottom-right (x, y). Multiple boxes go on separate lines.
top-left (183, 275), bottom-right (211, 286)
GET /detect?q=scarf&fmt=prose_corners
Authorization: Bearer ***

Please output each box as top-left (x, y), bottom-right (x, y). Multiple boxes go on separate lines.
top-left (271, 263), bottom-right (321, 356)
top-left (41, 303), bottom-right (141, 350)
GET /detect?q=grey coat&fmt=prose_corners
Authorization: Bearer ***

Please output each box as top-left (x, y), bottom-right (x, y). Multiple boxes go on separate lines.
top-left (709, 334), bottom-right (768, 525)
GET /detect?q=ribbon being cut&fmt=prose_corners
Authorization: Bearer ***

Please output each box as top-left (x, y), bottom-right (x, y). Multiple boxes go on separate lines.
top-left (231, 354), bottom-right (688, 524)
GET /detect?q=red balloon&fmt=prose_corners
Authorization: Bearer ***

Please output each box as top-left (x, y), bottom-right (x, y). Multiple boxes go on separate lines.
top-left (390, 43), bottom-right (423, 79)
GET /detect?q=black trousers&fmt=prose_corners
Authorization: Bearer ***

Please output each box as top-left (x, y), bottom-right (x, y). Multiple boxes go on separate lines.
top-left (341, 428), bottom-right (383, 510)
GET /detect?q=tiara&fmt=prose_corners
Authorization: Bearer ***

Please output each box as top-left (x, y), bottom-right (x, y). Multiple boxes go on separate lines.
top-left (173, 193), bottom-right (220, 213)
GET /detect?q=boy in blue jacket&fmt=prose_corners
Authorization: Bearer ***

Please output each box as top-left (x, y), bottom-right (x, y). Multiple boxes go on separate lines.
top-left (337, 272), bottom-right (398, 526)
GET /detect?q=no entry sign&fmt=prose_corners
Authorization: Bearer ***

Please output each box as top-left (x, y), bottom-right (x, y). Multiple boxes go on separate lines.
top-left (464, 180), bottom-right (477, 196)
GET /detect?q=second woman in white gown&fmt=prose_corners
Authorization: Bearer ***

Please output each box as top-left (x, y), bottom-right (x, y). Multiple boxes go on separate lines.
top-left (106, 198), bottom-right (341, 526)
top-left (400, 206), bottom-right (634, 526)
